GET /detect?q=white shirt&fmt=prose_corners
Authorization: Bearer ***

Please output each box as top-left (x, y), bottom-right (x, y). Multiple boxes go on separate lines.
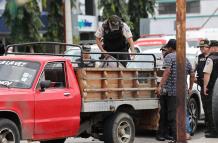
top-left (95, 21), bottom-right (133, 39)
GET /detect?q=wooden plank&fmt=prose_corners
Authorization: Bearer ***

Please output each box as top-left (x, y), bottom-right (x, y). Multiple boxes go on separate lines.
top-left (84, 87), bottom-right (156, 92)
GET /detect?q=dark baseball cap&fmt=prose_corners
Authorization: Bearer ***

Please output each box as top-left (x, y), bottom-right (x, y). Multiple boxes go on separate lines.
top-left (165, 39), bottom-right (176, 49)
top-left (210, 40), bottom-right (218, 47)
top-left (160, 44), bottom-right (167, 51)
top-left (108, 15), bottom-right (121, 31)
top-left (197, 39), bottom-right (210, 47)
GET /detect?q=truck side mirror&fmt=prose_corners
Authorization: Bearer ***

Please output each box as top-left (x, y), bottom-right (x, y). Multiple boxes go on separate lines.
top-left (40, 80), bottom-right (51, 92)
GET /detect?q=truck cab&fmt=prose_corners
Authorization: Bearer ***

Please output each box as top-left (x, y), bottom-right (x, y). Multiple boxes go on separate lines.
top-left (0, 55), bottom-right (81, 142)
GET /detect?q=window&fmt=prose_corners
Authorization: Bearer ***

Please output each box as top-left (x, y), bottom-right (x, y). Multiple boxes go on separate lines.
top-left (158, 1), bottom-right (200, 15)
top-left (0, 60), bottom-right (40, 89)
top-left (38, 62), bottom-right (66, 88)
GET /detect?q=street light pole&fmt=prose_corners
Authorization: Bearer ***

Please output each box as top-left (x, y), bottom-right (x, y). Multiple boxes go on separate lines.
top-left (176, 0), bottom-right (187, 143)
top-left (64, 0), bottom-right (73, 45)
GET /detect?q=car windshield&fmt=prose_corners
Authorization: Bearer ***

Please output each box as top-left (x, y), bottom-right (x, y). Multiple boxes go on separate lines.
top-left (0, 60), bottom-right (40, 88)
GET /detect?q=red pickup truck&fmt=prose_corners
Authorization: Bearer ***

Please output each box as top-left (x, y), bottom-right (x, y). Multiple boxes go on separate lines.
top-left (0, 42), bottom-right (159, 143)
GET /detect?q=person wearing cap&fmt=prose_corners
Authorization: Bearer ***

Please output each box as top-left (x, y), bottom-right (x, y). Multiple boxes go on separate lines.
top-left (203, 40), bottom-right (218, 138)
top-left (76, 46), bottom-right (96, 68)
top-left (95, 15), bottom-right (135, 67)
top-left (156, 39), bottom-right (194, 143)
top-left (156, 44), bottom-right (173, 141)
top-left (194, 39), bottom-right (211, 134)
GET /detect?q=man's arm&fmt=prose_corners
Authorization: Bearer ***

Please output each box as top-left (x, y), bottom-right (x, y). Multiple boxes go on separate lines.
top-left (96, 37), bottom-right (106, 53)
top-left (204, 73), bottom-right (210, 95)
top-left (203, 58), bottom-right (213, 95)
top-left (156, 67), bottom-right (171, 96)
top-left (189, 71), bottom-right (195, 94)
top-left (127, 37), bottom-right (135, 53)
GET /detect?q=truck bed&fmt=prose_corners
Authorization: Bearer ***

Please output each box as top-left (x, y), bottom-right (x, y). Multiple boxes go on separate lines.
top-left (75, 68), bottom-right (159, 112)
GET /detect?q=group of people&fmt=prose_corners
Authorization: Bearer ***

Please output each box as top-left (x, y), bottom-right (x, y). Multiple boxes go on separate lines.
top-left (195, 39), bottom-right (218, 138)
top-left (155, 38), bottom-right (218, 143)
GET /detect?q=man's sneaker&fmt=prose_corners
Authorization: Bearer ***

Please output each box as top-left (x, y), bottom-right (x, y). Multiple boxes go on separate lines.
top-left (205, 132), bottom-right (218, 138)
top-left (164, 135), bottom-right (174, 140)
top-left (156, 135), bottom-right (165, 141)
top-left (168, 139), bottom-right (176, 143)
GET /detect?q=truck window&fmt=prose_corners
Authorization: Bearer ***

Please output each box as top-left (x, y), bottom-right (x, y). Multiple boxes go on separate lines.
top-left (38, 62), bottom-right (66, 88)
top-left (0, 60), bottom-right (40, 88)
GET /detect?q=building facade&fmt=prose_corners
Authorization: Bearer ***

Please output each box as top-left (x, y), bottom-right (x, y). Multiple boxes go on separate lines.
top-left (145, 0), bottom-right (218, 35)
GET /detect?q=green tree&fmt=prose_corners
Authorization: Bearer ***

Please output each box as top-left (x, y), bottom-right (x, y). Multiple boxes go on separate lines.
top-left (128, 0), bottom-right (156, 39)
top-left (43, 0), bottom-right (64, 42)
top-left (42, 0), bottom-right (76, 42)
top-left (98, 0), bottom-right (132, 27)
top-left (3, 0), bottom-right (43, 43)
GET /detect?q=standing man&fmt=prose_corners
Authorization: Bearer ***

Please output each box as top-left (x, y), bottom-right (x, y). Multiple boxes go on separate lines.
top-left (203, 40), bottom-right (218, 138)
top-left (156, 45), bottom-right (173, 141)
top-left (194, 39), bottom-right (211, 133)
top-left (156, 39), bottom-right (194, 143)
top-left (95, 15), bottom-right (135, 67)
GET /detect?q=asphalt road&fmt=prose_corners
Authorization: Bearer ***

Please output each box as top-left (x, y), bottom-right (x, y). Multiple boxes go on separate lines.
top-left (22, 122), bottom-right (218, 143)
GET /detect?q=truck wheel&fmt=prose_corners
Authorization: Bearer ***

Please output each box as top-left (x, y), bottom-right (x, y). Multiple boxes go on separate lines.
top-left (188, 97), bottom-right (199, 134)
top-left (103, 112), bottom-right (135, 143)
top-left (40, 138), bottom-right (66, 143)
top-left (212, 79), bottom-right (218, 130)
top-left (0, 118), bottom-right (20, 143)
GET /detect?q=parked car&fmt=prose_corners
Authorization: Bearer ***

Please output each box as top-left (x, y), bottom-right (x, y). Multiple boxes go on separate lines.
top-left (127, 47), bottom-right (203, 134)
top-left (134, 34), bottom-right (190, 52)
top-left (64, 44), bottom-right (101, 63)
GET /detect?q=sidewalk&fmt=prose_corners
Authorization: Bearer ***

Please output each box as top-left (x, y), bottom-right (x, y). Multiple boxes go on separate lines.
top-left (188, 137), bottom-right (218, 143)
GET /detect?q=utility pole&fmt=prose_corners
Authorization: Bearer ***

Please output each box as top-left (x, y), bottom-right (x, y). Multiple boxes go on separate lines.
top-left (176, 0), bottom-right (187, 143)
top-left (64, 0), bottom-right (73, 45)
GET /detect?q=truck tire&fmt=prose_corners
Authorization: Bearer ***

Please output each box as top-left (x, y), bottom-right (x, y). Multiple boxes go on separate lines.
top-left (0, 118), bottom-right (20, 143)
top-left (40, 138), bottom-right (66, 143)
top-left (103, 112), bottom-right (135, 143)
top-left (212, 79), bottom-right (218, 131)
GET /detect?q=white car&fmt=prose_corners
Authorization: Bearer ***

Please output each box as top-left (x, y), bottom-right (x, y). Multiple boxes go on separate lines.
top-left (64, 44), bottom-right (101, 63)
top-left (134, 34), bottom-right (190, 52)
top-left (127, 48), bottom-right (203, 134)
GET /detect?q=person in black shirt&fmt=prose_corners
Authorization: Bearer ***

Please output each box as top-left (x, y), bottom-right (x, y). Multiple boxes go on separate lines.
top-left (194, 39), bottom-right (211, 134)
top-left (95, 15), bottom-right (135, 67)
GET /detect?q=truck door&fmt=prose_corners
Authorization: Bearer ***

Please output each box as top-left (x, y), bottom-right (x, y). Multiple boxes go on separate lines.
top-left (34, 62), bottom-right (79, 138)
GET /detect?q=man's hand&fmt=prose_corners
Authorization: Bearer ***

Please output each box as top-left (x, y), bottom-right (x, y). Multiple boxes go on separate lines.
top-left (204, 87), bottom-right (208, 96)
top-left (188, 88), bottom-right (192, 96)
top-left (156, 86), bottom-right (161, 97)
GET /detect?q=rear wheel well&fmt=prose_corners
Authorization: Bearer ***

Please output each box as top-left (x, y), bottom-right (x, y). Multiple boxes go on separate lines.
top-left (116, 104), bottom-right (135, 114)
top-left (116, 105), bottom-right (135, 121)
top-left (0, 111), bottom-right (22, 137)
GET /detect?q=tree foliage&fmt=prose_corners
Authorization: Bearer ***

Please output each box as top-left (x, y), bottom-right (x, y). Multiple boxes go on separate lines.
top-left (43, 0), bottom-right (64, 42)
top-left (3, 0), bottom-right (43, 43)
top-left (42, 0), bottom-right (76, 42)
top-left (128, 0), bottom-right (156, 39)
top-left (98, 0), bottom-right (156, 39)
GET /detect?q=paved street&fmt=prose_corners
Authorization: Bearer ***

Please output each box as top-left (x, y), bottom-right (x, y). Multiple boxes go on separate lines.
top-left (22, 122), bottom-right (218, 143)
